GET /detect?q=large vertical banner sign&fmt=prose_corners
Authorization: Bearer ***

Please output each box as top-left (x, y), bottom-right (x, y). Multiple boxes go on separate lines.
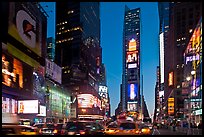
top-left (126, 35), bottom-right (140, 69)
top-left (128, 83), bottom-right (138, 101)
top-left (168, 98), bottom-right (174, 115)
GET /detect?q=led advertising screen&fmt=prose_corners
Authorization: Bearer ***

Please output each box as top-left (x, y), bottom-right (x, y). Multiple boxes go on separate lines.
top-left (77, 94), bottom-right (101, 108)
top-left (18, 100), bottom-right (38, 114)
top-left (128, 83), bottom-right (138, 101)
top-left (168, 72), bottom-right (173, 86)
top-left (168, 98), bottom-right (174, 115)
top-left (37, 105), bottom-right (46, 116)
top-left (128, 38), bottom-right (137, 51)
top-left (126, 35), bottom-right (139, 52)
top-left (127, 102), bottom-right (137, 111)
top-left (126, 51), bottom-right (138, 63)
top-left (8, 2), bottom-right (47, 57)
top-left (2, 52), bottom-right (33, 91)
top-left (99, 86), bottom-right (108, 93)
top-left (128, 63), bottom-right (137, 69)
top-left (2, 97), bottom-right (18, 114)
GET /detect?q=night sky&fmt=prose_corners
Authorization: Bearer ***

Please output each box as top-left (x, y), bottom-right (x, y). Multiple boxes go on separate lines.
top-left (40, 2), bottom-right (159, 117)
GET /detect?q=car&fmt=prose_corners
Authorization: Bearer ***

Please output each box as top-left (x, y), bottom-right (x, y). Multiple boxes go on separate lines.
top-left (116, 121), bottom-right (140, 135)
top-left (61, 120), bottom-right (105, 135)
top-left (33, 123), bottom-right (58, 135)
top-left (139, 124), bottom-right (152, 135)
top-left (54, 123), bottom-right (64, 135)
top-left (104, 121), bottom-right (120, 135)
top-left (2, 124), bottom-right (38, 135)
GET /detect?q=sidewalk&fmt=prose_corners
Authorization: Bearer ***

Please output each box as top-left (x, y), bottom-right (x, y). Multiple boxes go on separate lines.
top-left (159, 128), bottom-right (187, 135)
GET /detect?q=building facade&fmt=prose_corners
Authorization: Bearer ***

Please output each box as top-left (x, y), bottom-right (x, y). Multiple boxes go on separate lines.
top-left (55, 2), bottom-right (103, 119)
top-left (121, 6), bottom-right (141, 114)
top-left (159, 2), bottom-right (202, 120)
top-left (2, 2), bottom-right (48, 123)
top-left (183, 18), bottom-right (202, 125)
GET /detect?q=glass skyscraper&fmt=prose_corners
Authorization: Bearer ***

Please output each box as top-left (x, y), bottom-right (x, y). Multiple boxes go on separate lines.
top-left (121, 6), bottom-right (141, 113)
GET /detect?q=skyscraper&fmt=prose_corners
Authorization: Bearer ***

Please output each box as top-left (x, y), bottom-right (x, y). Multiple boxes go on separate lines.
top-left (158, 2), bottom-right (202, 119)
top-left (55, 2), bottom-right (103, 118)
top-left (55, 2), bottom-right (101, 87)
top-left (121, 6), bottom-right (141, 113)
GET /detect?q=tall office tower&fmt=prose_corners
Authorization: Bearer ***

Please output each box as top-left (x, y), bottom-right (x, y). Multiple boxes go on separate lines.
top-left (46, 37), bottom-right (55, 61)
top-left (122, 6), bottom-right (141, 113)
top-left (163, 2), bottom-right (202, 118)
top-left (55, 2), bottom-right (102, 118)
top-left (55, 2), bottom-right (101, 88)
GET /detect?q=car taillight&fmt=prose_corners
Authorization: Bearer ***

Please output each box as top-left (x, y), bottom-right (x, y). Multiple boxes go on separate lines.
top-left (79, 130), bottom-right (86, 135)
top-left (53, 129), bottom-right (58, 134)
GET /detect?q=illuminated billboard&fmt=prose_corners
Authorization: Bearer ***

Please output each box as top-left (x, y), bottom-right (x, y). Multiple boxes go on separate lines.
top-left (127, 35), bottom-right (139, 52)
top-left (2, 52), bottom-right (33, 91)
top-left (37, 105), bottom-right (46, 117)
top-left (159, 32), bottom-right (164, 84)
top-left (18, 100), bottom-right (38, 114)
top-left (184, 17), bottom-right (202, 67)
top-left (8, 2), bottom-right (47, 57)
top-left (128, 83), bottom-right (138, 101)
top-left (99, 86), bottom-right (108, 93)
top-left (126, 51), bottom-right (138, 63)
top-left (127, 102), bottom-right (137, 111)
top-left (2, 97), bottom-right (17, 114)
top-left (128, 63), bottom-right (137, 68)
top-left (168, 98), bottom-right (174, 115)
top-left (128, 38), bottom-right (137, 51)
top-left (77, 94), bottom-right (101, 109)
top-left (168, 72), bottom-right (173, 86)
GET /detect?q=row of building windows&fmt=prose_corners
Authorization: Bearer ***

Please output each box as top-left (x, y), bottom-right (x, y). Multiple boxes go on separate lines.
top-left (57, 21), bottom-right (68, 26)
top-left (176, 64), bottom-right (184, 68)
top-left (56, 37), bottom-right (74, 44)
top-left (57, 27), bottom-right (82, 35)
top-left (176, 37), bottom-right (186, 42)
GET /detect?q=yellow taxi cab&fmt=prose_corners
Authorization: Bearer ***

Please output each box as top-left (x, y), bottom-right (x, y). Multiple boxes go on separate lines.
top-left (2, 124), bottom-right (38, 135)
top-left (139, 124), bottom-right (151, 135)
top-left (116, 121), bottom-right (140, 135)
top-left (104, 121), bottom-right (119, 135)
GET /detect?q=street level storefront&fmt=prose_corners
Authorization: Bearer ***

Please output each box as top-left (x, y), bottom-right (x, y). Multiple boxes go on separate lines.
top-left (46, 80), bottom-right (72, 123)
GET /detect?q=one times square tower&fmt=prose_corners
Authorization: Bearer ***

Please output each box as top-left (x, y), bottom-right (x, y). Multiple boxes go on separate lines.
top-left (121, 6), bottom-right (141, 113)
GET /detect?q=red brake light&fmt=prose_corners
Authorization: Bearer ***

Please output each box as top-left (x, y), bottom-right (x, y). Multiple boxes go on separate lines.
top-left (79, 130), bottom-right (86, 135)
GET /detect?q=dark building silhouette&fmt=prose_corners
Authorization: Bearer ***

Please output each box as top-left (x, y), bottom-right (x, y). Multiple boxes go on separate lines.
top-left (55, 2), bottom-right (103, 118)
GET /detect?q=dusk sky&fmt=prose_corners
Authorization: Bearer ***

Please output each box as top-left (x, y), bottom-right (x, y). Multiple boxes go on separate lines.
top-left (40, 2), bottom-right (159, 116)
